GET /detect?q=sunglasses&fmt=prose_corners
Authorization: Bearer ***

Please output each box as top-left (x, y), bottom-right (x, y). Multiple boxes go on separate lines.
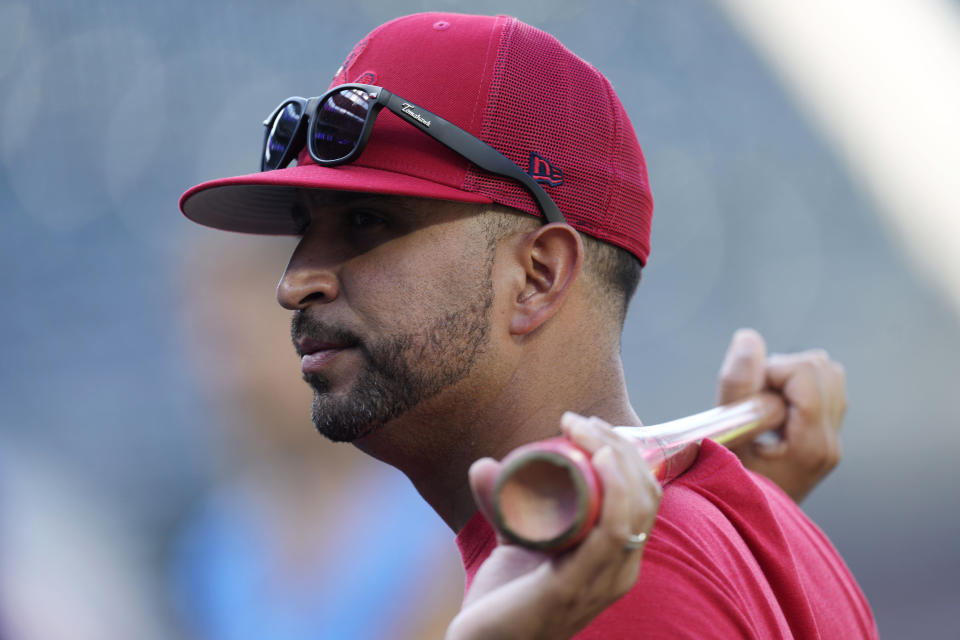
top-left (261, 83), bottom-right (566, 225)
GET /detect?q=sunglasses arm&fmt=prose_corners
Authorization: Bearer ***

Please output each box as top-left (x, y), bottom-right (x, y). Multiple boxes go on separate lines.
top-left (380, 92), bottom-right (567, 225)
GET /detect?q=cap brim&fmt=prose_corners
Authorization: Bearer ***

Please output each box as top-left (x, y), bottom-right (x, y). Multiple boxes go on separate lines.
top-left (180, 162), bottom-right (494, 235)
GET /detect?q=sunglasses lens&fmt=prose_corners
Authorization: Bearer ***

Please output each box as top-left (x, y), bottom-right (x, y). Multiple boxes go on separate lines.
top-left (263, 101), bottom-right (303, 170)
top-left (313, 88), bottom-right (373, 162)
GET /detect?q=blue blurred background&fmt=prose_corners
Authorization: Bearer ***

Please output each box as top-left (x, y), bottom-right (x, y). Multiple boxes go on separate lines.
top-left (1, 1), bottom-right (958, 637)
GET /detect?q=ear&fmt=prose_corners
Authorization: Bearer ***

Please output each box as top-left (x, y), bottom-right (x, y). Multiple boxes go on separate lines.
top-left (509, 223), bottom-right (584, 336)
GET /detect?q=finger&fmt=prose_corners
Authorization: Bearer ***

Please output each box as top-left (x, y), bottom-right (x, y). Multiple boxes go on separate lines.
top-left (766, 352), bottom-right (846, 469)
top-left (766, 354), bottom-right (825, 421)
top-left (569, 418), bottom-right (659, 543)
top-left (594, 446), bottom-right (646, 554)
top-left (563, 413), bottom-right (648, 499)
top-left (717, 328), bottom-right (767, 404)
top-left (826, 360), bottom-right (848, 425)
top-left (561, 445), bottom-right (659, 592)
top-left (561, 413), bottom-right (657, 532)
top-left (562, 412), bottom-right (637, 459)
top-left (557, 449), bottom-right (633, 582)
top-left (468, 457), bottom-right (502, 530)
top-left (462, 544), bottom-right (550, 607)
top-left (766, 350), bottom-right (831, 389)
top-left (594, 445), bottom-right (659, 545)
top-left (561, 412), bottom-right (616, 454)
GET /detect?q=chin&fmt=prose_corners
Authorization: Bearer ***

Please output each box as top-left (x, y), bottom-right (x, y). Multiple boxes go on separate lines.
top-left (310, 396), bottom-right (390, 443)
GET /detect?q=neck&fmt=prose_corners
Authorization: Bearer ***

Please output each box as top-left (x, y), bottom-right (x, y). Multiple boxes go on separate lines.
top-left (353, 351), bottom-right (639, 533)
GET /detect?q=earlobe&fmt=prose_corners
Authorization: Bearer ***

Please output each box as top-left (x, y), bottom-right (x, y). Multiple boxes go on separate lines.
top-left (508, 223), bottom-right (583, 336)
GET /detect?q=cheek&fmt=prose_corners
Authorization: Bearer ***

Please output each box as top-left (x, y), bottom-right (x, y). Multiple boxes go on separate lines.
top-left (344, 234), bottom-right (487, 326)
top-left (340, 250), bottom-right (448, 331)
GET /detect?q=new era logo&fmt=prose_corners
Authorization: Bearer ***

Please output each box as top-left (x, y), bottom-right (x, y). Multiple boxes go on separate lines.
top-left (355, 71), bottom-right (377, 84)
top-left (528, 152), bottom-right (564, 187)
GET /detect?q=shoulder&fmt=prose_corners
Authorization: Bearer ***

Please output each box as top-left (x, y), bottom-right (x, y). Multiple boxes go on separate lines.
top-left (574, 441), bottom-right (793, 638)
top-left (575, 440), bottom-right (877, 639)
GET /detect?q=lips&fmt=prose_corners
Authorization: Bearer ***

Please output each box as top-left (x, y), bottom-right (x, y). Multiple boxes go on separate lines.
top-left (297, 337), bottom-right (356, 374)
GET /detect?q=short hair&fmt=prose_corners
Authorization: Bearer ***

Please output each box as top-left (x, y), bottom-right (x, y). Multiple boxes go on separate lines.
top-left (477, 205), bottom-right (643, 328)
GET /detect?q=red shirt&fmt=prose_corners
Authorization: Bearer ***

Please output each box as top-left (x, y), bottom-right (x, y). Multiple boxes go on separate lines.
top-left (457, 440), bottom-right (877, 639)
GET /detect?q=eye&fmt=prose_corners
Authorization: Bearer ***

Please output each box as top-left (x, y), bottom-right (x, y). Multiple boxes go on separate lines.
top-left (291, 203), bottom-right (312, 235)
top-left (345, 208), bottom-right (387, 229)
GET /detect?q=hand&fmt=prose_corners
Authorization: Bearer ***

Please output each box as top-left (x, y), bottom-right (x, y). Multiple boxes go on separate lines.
top-left (716, 328), bottom-right (847, 502)
top-left (446, 413), bottom-right (662, 640)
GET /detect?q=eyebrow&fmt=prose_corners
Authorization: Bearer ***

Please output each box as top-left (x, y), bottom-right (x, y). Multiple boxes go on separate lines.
top-left (293, 189), bottom-right (421, 231)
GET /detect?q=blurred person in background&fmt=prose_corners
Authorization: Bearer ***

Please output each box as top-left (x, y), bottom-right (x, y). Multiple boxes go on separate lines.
top-left (170, 235), bottom-right (464, 640)
top-left (0, 441), bottom-right (170, 640)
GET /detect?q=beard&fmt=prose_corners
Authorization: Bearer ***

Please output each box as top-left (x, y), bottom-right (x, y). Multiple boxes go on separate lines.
top-left (291, 276), bottom-right (494, 443)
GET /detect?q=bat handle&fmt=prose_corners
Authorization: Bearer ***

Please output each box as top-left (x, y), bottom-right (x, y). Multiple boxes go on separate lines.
top-left (490, 393), bottom-right (787, 551)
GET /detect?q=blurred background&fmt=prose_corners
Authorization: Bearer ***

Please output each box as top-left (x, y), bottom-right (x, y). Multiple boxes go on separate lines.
top-left (1, 0), bottom-right (958, 637)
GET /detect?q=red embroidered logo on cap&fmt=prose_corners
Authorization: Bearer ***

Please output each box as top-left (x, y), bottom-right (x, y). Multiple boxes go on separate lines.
top-left (528, 152), bottom-right (564, 187)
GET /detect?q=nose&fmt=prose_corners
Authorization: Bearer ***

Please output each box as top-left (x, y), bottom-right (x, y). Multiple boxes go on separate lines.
top-left (276, 240), bottom-right (341, 310)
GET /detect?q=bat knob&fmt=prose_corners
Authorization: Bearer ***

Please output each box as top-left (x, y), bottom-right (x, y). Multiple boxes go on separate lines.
top-left (492, 437), bottom-right (603, 551)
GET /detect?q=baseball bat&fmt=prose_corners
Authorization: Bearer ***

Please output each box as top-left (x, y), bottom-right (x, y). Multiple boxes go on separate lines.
top-left (490, 393), bottom-right (787, 551)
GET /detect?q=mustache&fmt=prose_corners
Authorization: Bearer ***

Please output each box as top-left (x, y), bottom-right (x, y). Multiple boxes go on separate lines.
top-left (290, 311), bottom-right (363, 356)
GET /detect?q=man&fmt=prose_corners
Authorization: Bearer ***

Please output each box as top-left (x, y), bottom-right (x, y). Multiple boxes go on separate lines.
top-left (180, 12), bottom-right (875, 638)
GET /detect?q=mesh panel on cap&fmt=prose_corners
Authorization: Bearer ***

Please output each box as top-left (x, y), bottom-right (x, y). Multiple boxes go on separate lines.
top-left (604, 90), bottom-right (652, 262)
top-left (461, 18), bottom-right (652, 264)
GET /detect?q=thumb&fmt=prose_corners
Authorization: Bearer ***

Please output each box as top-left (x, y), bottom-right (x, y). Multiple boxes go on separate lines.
top-left (468, 457), bottom-right (503, 530)
top-left (717, 328), bottom-right (768, 404)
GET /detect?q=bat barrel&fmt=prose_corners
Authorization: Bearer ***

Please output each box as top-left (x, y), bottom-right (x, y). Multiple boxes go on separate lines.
top-left (490, 393), bottom-right (787, 551)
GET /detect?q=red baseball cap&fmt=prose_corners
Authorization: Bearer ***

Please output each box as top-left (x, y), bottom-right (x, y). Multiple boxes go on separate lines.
top-left (179, 12), bottom-right (653, 264)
